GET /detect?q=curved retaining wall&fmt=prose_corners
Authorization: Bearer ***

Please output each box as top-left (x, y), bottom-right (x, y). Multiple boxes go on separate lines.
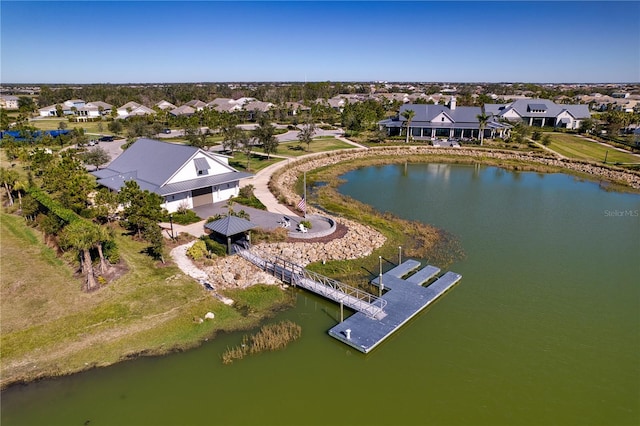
top-left (287, 214), bottom-right (336, 240)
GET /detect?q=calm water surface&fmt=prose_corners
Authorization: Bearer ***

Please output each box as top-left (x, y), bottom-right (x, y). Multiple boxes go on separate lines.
top-left (2, 163), bottom-right (639, 426)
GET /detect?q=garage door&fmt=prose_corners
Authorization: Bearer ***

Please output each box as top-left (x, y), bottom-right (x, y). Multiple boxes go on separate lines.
top-left (192, 187), bottom-right (213, 207)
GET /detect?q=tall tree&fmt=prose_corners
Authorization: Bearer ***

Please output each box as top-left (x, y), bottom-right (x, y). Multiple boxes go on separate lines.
top-left (118, 180), bottom-right (165, 239)
top-left (476, 112), bottom-right (490, 146)
top-left (81, 146), bottom-right (111, 170)
top-left (222, 125), bottom-right (242, 153)
top-left (298, 120), bottom-right (316, 151)
top-left (401, 109), bottom-right (416, 143)
top-left (238, 130), bottom-right (253, 171)
top-left (253, 116), bottom-right (279, 159)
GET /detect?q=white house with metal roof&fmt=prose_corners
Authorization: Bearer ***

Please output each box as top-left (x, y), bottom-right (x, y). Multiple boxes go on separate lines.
top-left (92, 138), bottom-right (252, 213)
top-left (379, 98), bottom-right (510, 140)
top-left (484, 99), bottom-right (590, 129)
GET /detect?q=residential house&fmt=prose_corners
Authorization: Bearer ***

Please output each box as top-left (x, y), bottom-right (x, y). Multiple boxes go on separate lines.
top-left (185, 99), bottom-right (207, 111)
top-left (92, 138), bottom-right (252, 213)
top-left (0, 95), bottom-right (19, 110)
top-left (170, 105), bottom-right (196, 117)
top-left (86, 101), bottom-right (113, 115)
top-left (38, 104), bottom-right (63, 117)
top-left (378, 97), bottom-right (510, 140)
top-left (117, 101), bottom-right (142, 117)
top-left (207, 98), bottom-right (242, 113)
top-left (285, 101), bottom-right (310, 116)
top-left (484, 99), bottom-right (590, 129)
top-left (243, 100), bottom-right (274, 120)
top-left (155, 100), bottom-right (177, 110)
top-left (117, 102), bottom-right (155, 117)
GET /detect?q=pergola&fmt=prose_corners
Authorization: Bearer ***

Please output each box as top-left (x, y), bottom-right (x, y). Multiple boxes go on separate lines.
top-left (204, 215), bottom-right (258, 254)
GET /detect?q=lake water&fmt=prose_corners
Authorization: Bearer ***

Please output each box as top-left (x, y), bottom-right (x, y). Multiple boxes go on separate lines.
top-left (2, 163), bottom-right (639, 426)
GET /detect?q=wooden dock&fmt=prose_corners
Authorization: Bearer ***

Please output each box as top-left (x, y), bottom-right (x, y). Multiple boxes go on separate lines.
top-left (328, 261), bottom-right (462, 353)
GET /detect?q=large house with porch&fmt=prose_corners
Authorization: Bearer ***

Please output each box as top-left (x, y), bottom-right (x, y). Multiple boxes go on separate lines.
top-left (379, 98), bottom-right (510, 140)
top-left (92, 139), bottom-right (251, 213)
top-left (484, 99), bottom-right (590, 129)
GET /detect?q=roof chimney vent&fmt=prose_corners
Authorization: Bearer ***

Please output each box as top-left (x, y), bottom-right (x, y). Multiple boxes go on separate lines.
top-left (450, 96), bottom-right (457, 110)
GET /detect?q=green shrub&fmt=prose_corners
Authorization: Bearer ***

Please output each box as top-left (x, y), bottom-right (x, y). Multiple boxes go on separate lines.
top-left (168, 210), bottom-right (201, 225)
top-left (186, 240), bottom-right (207, 260)
top-left (233, 186), bottom-right (267, 210)
top-left (300, 220), bottom-right (312, 229)
top-left (200, 236), bottom-right (227, 257)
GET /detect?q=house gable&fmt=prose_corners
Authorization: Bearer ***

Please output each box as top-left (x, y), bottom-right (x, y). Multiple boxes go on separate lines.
top-left (165, 151), bottom-right (237, 186)
top-left (431, 111), bottom-right (454, 124)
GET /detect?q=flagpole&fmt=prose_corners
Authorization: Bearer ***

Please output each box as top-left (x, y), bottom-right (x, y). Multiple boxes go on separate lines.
top-left (303, 171), bottom-right (307, 219)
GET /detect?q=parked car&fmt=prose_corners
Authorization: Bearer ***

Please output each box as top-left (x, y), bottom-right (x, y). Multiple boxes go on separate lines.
top-left (163, 128), bottom-right (171, 134)
top-left (98, 136), bottom-right (115, 142)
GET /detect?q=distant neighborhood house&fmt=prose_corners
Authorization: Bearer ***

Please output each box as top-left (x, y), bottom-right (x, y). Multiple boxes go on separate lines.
top-left (379, 97), bottom-right (511, 140)
top-left (484, 99), bottom-right (590, 130)
top-left (117, 102), bottom-right (155, 118)
top-left (0, 95), bottom-right (19, 110)
top-left (92, 138), bottom-right (252, 213)
top-left (38, 99), bottom-right (113, 119)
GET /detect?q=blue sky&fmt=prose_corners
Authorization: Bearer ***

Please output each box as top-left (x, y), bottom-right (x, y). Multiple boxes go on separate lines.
top-left (1, 1), bottom-right (638, 83)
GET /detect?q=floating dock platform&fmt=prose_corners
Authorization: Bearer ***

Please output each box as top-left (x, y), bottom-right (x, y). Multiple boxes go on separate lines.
top-left (328, 260), bottom-right (462, 353)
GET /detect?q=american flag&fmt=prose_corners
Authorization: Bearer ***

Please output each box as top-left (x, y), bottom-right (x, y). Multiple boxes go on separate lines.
top-left (297, 197), bottom-right (306, 211)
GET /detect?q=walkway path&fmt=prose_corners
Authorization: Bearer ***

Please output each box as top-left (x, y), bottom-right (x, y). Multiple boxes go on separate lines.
top-left (169, 241), bottom-right (234, 304)
top-left (244, 133), bottom-right (367, 215)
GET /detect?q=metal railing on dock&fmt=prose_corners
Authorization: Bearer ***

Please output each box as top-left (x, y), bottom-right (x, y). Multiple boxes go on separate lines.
top-left (235, 247), bottom-right (386, 318)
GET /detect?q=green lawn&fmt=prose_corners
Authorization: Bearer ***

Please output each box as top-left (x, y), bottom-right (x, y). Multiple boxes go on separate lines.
top-left (255, 137), bottom-right (356, 157)
top-left (28, 118), bottom-right (113, 135)
top-left (228, 152), bottom-right (284, 173)
top-left (546, 133), bottom-right (640, 164)
top-left (0, 212), bottom-right (292, 387)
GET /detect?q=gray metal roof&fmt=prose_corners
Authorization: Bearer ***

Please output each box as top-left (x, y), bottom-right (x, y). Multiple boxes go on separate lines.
top-left (398, 104), bottom-right (482, 124)
top-left (92, 138), bottom-right (246, 194)
top-left (486, 99), bottom-right (591, 120)
top-left (204, 215), bottom-right (257, 237)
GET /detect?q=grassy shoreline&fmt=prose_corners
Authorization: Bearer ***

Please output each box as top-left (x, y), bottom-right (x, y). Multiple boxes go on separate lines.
top-left (0, 212), bottom-right (294, 389)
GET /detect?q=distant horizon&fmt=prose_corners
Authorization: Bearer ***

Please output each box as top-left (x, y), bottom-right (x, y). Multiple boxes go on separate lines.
top-left (2, 2), bottom-right (638, 84)
top-left (3, 80), bottom-right (639, 86)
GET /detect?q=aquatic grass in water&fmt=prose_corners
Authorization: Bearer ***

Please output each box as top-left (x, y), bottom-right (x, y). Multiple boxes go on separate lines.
top-left (221, 320), bottom-right (302, 364)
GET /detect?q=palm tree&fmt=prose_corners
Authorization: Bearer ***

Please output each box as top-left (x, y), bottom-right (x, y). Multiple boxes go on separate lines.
top-left (59, 221), bottom-right (103, 291)
top-left (401, 109), bottom-right (416, 143)
top-left (476, 112), bottom-right (490, 146)
top-left (0, 168), bottom-right (18, 206)
top-left (95, 225), bottom-right (112, 274)
top-left (12, 179), bottom-right (27, 211)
